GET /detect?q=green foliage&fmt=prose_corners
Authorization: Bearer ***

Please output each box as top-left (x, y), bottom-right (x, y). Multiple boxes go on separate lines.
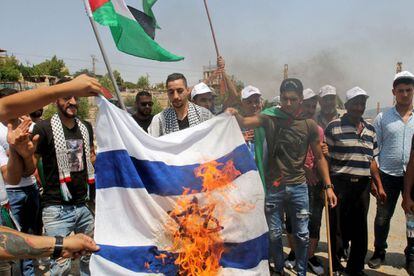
top-left (124, 81), bottom-right (137, 89)
top-left (153, 82), bottom-right (165, 90)
top-left (137, 75), bottom-right (150, 89)
top-left (42, 98), bottom-right (91, 120)
top-left (31, 56), bottom-right (69, 78)
top-left (124, 94), bottom-right (136, 107)
top-left (152, 96), bottom-right (163, 115)
top-left (73, 68), bottom-right (95, 77)
top-left (0, 56), bottom-right (21, 81)
top-left (98, 75), bottom-right (115, 94)
top-left (113, 70), bottom-right (124, 88)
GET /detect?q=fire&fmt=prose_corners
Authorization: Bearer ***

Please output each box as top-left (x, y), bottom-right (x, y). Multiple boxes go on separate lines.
top-left (164, 160), bottom-right (241, 276)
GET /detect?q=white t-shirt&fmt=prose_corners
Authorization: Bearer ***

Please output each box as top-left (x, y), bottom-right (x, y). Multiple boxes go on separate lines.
top-left (0, 124), bottom-right (36, 188)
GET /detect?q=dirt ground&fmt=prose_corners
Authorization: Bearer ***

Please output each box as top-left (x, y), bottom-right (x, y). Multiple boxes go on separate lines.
top-left (284, 195), bottom-right (408, 275)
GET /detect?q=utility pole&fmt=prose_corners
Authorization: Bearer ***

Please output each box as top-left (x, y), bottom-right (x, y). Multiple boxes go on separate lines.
top-left (91, 55), bottom-right (97, 75)
top-left (283, 64), bottom-right (288, 80)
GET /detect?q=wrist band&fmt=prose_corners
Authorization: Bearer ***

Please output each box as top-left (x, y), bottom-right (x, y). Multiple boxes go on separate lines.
top-left (324, 184), bottom-right (334, 190)
top-left (52, 236), bottom-right (64, 259)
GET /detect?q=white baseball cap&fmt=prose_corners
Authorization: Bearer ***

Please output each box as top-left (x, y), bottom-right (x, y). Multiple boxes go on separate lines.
top-left (318, 85), bottom-right (337, 98)
top-left (241, 85), bottom-right (261, 100)
top-left (345, 86), bottom-right (369, 103)
top-left (191, 82), bottom-right (212, 100)
top-left (393, 71), bottom-right (414, 87)
top-left (303, 88), bottom-right (317, 100)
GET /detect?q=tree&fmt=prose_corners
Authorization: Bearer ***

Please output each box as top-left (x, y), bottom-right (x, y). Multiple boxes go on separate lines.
top-left (124, 81), bottom-right (137, 90)
top-left (73, 68), bottom-right (95, 77)
top-left (137, 75), bottom-right (150, 90)
top-left (31, 56), bottom-right (69, 78)
top-left (113, 70), bottom-right (124, 88)
top-left (0, 56), bottom-right (21, 81)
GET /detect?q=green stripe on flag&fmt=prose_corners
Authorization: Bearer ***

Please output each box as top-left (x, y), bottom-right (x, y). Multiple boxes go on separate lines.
top-left (93, 1), bottom-right (118, 27)
top-left (109, 6), bottom-right (183, 61)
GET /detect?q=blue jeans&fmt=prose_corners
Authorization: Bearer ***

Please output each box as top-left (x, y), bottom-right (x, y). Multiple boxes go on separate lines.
top-left (265, 183), bottom-right (309, 276)
top-left (374, 172), bottom-right (404, 252)
top-left (43, 204), bottom-right (94, 276)
top-left (7, 184), bottom-right (40, 276)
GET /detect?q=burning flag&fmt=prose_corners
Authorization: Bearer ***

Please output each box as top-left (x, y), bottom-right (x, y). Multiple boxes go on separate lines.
top-left (90, 97), bottom-right (269, 275)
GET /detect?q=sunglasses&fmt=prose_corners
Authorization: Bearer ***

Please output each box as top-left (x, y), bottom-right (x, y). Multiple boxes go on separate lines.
top-left (140, 102), bottom-right (153, 107)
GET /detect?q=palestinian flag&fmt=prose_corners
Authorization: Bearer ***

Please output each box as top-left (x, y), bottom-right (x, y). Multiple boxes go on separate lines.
top-left (88, 0), bottom-right (183, 62)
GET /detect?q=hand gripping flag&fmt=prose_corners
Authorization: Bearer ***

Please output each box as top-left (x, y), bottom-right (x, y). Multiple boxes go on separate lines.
top-left (88, 0), bottom-right (183, 61)
top-left (90, 97), bottom-right (269, 275)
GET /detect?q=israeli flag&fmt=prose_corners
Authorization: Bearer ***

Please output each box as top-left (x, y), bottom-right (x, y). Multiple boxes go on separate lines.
top-left (90, 98), bottom-right (269, 275)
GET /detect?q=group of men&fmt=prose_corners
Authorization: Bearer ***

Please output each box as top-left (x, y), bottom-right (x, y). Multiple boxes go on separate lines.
top-left (0, 62), bottom-right (413, 276)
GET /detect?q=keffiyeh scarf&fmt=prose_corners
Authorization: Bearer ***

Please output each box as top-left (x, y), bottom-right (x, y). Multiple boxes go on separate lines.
top-left (51, 114), bottom-right (94, 201)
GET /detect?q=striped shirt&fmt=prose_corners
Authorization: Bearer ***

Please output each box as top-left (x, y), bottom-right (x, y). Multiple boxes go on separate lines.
top-left (325, 114), bottom-right (378, 177)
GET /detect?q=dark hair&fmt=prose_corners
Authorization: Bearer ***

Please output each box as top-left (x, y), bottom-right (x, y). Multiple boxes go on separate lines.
top-left (55, 77), bottom-right (73, 85)
top-left (166, 73), bottom-right (187, 88)
top-left (280, 78), bottom-right (304, 98)
top-left (393, 78), bottom-right (414, 88)
top-left (135, 91), bottom-right (151, 102)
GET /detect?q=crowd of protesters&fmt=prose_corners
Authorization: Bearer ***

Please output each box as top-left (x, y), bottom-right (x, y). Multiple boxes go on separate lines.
top-left (0, 57), bottom-right (413, 276)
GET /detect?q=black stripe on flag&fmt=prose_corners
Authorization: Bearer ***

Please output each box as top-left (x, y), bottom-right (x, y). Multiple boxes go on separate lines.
top-left (127, 5), bottom-right (156, 39)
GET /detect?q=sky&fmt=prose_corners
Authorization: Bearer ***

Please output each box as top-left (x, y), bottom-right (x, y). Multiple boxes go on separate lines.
top-left (2, 0), bottom-right (414, 109)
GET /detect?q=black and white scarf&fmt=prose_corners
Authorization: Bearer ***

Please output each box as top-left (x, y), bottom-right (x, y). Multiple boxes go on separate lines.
top-left (50, 114), bottom-right (94, 201)
top-left (161, 102), bottom-right (212, 135)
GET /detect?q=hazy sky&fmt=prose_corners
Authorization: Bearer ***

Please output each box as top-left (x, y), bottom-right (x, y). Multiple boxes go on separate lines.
top-left (2, 0), bottom-right (414, 109)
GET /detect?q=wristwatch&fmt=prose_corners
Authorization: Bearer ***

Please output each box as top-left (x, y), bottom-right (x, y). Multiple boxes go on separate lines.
top-left (52, 236), bottom-right (64, 259)
top-left (323, 184), bottom-right (334, 190)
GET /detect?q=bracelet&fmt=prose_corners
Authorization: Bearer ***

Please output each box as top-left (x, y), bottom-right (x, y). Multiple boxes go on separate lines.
top-left (324, 184), bottom-right (334, 190)
top-left (52, 236), bottom-right (64, 259)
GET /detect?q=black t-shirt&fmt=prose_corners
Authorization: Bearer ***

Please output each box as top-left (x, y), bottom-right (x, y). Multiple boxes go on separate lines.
top-left (132, 114), bottom-right (153, 133)
top-left (178, 116), bottom-right (189, 130)
top-left (33, 118), bottom-right (94, 207)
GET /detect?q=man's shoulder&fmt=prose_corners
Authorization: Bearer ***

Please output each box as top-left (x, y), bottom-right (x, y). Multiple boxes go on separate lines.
top-left (33, 118), bottom-right (52, 133)
top-left (325, 118), bottom-right (342, 131)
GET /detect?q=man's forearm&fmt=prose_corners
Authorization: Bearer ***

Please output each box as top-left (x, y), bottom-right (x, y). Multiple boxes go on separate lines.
top-left (4, 149), bottom-right (23, 185)
top-left (0, 226), bottom-right (54, 260)
top-left (316, 156), bottom-right (332, 186)
top-left (370, 160), bottom-right (383, 189)
top-left (21, 156), bottom-right (36, 178)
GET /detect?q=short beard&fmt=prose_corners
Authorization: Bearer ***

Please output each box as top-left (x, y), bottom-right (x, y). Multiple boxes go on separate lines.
top-left (57, 105), bottom-right (77, 118)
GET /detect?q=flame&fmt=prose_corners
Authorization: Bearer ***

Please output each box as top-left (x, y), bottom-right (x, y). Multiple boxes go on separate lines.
top-left (164, 160), bottom-right (241, 276)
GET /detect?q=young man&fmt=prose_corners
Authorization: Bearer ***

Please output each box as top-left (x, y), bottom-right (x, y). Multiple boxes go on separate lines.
top-left (227, 78), bottom-right (337, 276)
top-left (325, 87), bottom-right (382, 275)
top-left (148, 73), bottom-right (213, 137)
top-left (317, 84), bottom-right (340, 129)
top-left (32, 79), bottom-right (96, 276)
top-left (191, 82), bottom-right (215, 113)
top-left (240, 85), bottom-right (262, 157)
top-left (132, 91), bottom-right (154, 133)
top-left (369, 71), bottom-right (414, 269)
top-left (284, 89), bottom-right (326, 275)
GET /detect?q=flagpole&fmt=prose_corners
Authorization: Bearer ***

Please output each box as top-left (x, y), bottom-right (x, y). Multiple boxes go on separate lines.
top-left (82, 0), bottom-right (127, 111)
top-left (202, 0), bottom-right (228, 94)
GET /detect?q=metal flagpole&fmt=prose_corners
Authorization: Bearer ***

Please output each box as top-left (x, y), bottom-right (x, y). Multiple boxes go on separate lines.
top-left (82, 0), bottom-right (127, 111)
